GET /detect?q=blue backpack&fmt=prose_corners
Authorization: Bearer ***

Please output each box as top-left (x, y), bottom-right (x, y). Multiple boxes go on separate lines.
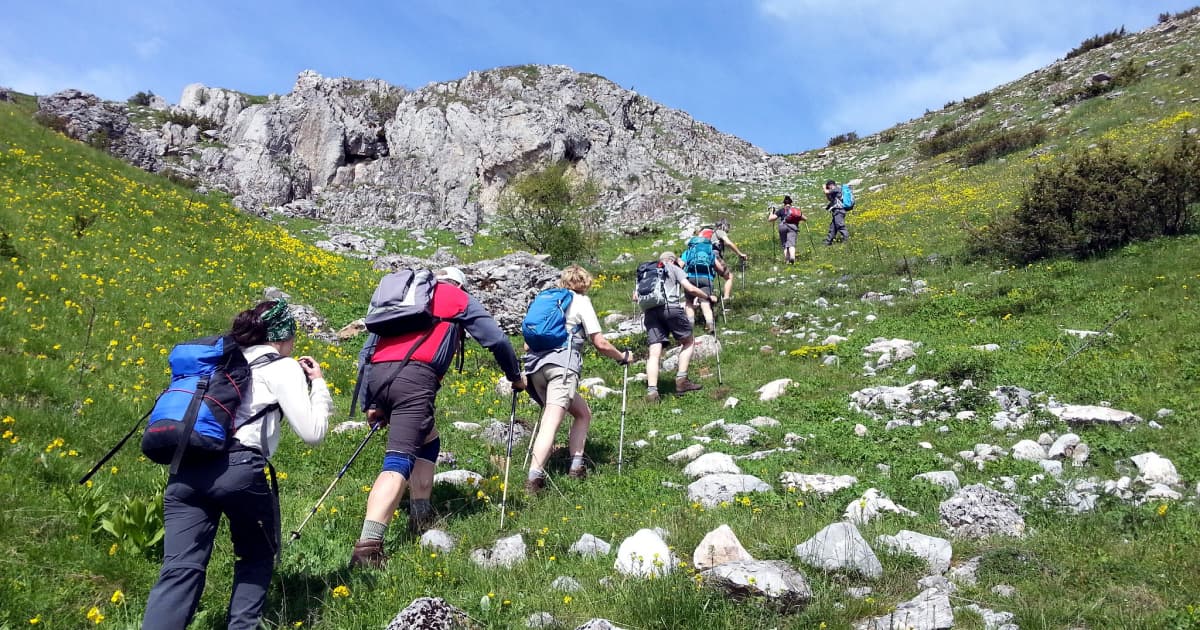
top-left (80, 334), bottom-right (281, 484)
top-left (683, 236), bottom-right (715, 278)
top-left (522, 288), bottom-right (575, 352)
top-left (841, 184), bottom-right (855, 210)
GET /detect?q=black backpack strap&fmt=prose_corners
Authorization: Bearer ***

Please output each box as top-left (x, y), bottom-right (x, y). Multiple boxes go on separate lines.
top-left (78, 407), bottom-right (153, 485)
top-left (168, 375), bottom-right (211, 475)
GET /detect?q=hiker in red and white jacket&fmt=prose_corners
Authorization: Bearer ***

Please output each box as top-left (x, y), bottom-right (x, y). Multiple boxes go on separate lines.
top-left (350, 267), bottom-right (526, 569)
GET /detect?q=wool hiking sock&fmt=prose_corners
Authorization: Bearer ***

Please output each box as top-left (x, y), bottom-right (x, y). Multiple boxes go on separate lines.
top-left (360, 519), bottom-right (388, 542)
top-left (528, 467), bottom-right (546, 481)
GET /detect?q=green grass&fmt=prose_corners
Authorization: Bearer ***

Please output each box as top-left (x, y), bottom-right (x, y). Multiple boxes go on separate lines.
top-left (3, 15), bottom-right (1200, 628)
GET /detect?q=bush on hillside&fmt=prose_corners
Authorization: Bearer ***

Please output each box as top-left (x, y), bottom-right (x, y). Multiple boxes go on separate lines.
top-left (962, 91), bottom-right (991, 110)
top-left (975, 134), bottom-right (1199, 263)
top-left (828, 131), bottom-right (858, 147)
top-left (917, 122), bottom-right (998, 158)
top-left (1064, 27), bottom-right (1126, 59)
top-left (127, 91), bottom-right (155, 107)
top-left (1052, 60), bottom-right (1143, 106)
top-left (958, 126), bottom-right (1047, 167)
top-left (495, 161), bottom-right (599, 263)
top-left (1160, 6), bottom-right (1200, 22)
top-left (162, 110), bottom-right (219, 130)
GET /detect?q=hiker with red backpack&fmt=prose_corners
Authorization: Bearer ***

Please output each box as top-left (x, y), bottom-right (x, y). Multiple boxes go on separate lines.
top-left (767, 195), bottom-right (805, 264)
top-left (142, 299), bottom-right (332, 630)
top-left (824, 179), bottom-right (852, 245)
top-left (521, 265), bottom-right (632, 494)
top-left (633, 251), bottom-right (717, 402)
top-left (350, 267), bottom-right (527, 569)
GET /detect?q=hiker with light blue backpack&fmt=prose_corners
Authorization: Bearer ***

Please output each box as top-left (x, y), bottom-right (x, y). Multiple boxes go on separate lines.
top-left (681, 228), bottom-right (718, 333)
top-left (824, 179), bottom-right (853, 245)
top-left (521, 265), bottom-right (632, 494)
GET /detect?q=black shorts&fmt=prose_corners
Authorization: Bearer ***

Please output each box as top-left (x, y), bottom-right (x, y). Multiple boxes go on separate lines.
top-left (368, 361), bottom-right (441, 456)
top-left (689, 276), bottom-right (714, 296)
top-left (644, 305), bottom-right (693, 346)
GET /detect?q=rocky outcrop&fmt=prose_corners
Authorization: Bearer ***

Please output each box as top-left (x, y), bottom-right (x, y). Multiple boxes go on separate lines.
top-left (36, 90), bottom-right (162, 171)
top-left (103, 66), bottom-right (786, 238)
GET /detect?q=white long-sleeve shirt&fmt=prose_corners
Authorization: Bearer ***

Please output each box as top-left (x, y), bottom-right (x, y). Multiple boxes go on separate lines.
top-left (233, 344), bottom-right (331, 457)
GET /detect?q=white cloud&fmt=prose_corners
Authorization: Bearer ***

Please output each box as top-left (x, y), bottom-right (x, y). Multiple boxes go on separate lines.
top-left (134, 36), bottom-right (164, 59)
top-left (818, 49), bottom-right (1055, 137)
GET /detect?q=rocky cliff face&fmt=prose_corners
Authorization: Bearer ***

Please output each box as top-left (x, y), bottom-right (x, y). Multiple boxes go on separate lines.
top-left (36, 66), bottom-right (788, 239)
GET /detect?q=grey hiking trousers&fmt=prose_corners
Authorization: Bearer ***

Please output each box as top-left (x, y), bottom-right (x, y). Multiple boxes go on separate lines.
top-left (826, 209), bottom-right (849, 245)
top-left (142, 447), bottom-right (279, 630)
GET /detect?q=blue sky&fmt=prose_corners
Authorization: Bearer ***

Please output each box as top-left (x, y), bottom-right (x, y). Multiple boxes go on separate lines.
top-left (2, 1), bottom-right (1193, 153)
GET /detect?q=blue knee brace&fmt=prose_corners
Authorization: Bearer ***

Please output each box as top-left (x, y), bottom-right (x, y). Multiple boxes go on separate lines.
top-left (382, 452), bottom-right (415, 478)
top-left (416, 436), bottom-right (441, 463)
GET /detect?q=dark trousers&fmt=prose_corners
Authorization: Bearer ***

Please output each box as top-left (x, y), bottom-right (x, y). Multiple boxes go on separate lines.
top-left (142, 449), bottom-right (279, 630)
top-left (826, 210), bottom-right (849, 244)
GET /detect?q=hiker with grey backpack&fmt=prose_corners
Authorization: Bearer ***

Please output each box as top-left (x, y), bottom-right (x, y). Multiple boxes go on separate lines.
top-left (633, 251), bottom-right (717, 402)
top-left (768, 195), bottom-right (805, 264)
top-left (520, 265), bottom-right (632, 494)
top-left (139, 299), bottom-right (332, 630)
top-left (349, 267), bottom-right (526, 569)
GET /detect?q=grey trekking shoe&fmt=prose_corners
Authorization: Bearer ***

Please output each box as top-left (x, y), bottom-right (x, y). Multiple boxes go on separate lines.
top-left (349, 539), bottom-right (387, 569)
top-left (675, 377), bottom-right (703, 394)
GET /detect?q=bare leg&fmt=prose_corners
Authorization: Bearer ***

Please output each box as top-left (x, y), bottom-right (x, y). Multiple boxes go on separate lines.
top-left (676, 335), bottom-right (696, 377)
top-left (647, 343), bottom-right (663, 389)
top-left (528, 403), bottom-right (568, 474)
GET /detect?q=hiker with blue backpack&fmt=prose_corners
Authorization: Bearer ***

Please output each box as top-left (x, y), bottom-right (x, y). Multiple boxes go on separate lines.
top-left (350, 267), bottom-right (526, 569)
top-left (521, 265), bottom-right (632, 494)
top-left (141, 299), bottom-right (332, 630)
top-left (824, 179), bottom-right (853, 245)
top-left (682, 227), bottom-right (719, 333)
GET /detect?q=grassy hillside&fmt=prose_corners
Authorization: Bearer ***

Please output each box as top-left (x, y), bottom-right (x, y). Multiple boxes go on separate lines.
top-left (2, 13), bottom-right (1200, 630)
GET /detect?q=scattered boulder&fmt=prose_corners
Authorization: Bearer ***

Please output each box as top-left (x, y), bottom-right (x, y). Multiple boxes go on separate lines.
top-left (1049, 404), bottom-right (1142, 427)
top-left (793, 522), bottom-right (882, 579)
top-left (614, 529), bottom-right (676, 577)
top-left (550, 576), bottom-right (581, 592)
top-left (526, 612), bottom-right (559, 628)
top-left (683, 452), bottom-right (741, 478)
top-left (748, 416), bottom-right (781, 428)
top-left (854, 587), bottom-right (953, 630)
top-left (460, 253), bottom-right (562, 333)
top-left (757, 378), bottom-right (793, 401)
top-left (940, 484), bottom-right (1025, 539)
top-left (574, 620), bottom-right (627, 630)
top-left (779, 472), bottom-right (858, 496)
top-left (912, 471), bottom-right (960, 492)
top-left (569, 533), bottom-right (612, 557)
top-left (668, 444), bottom-right (706, 463)
top-left (662, 334), bottom-right (722, 371)
top-left (844, 488), bottom-right (917, 524)
top-left (470, 533), bottom-right (527, 569)
top-left (692, 524), bottom-right (754, 570)
top-left (386, 597), bottom-right (473, 630)
top-left (434, 470), bottom-right (484, 487)
top-left (479, 419), bottom-right (530, 445)
top-left (1047, 433), bottom-right (1080, 459)
top-left (1131, 452), bottom-right (1181, 486)
top-left (877, 530), bottom-right (953, 574)
top-left (687, 473), bottom-right (772, 508)
top-left (1011, 439), bottom-right (1048, 461)
top-left (701, 560), bottom-right (812, 612)
top-left (420, 530), bottom-right (455, 553)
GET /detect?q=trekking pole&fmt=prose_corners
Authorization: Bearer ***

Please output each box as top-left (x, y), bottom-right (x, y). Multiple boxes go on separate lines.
top-left (617, 352), bottom-right (630, 475)
top-left (739, 257), bottom-right (746, 292)
top-left (712, 307), bottom-right (724, 386)
top-left (499, 391), bottom-right (518, 529)
top-left (802, 219), bottom-right (817, 255)
top-left (290, 423), bottom-right (381, 542)
top-left (521, 416), bottom-right (540, 471)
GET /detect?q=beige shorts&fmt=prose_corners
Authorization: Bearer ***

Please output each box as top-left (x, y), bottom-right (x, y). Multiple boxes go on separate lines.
top-left (528, 364), bottom-right (580, 410)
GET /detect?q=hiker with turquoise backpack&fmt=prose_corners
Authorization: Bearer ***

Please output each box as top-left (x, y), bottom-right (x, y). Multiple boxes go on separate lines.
top-left (521, 265), bottom-right (632, 494)
top-left (141, 299), bottom-right (332, 630)
top-left (824, 179), bottom-right (852, 245)
top-left (681, 228), bottom-right (718, 334)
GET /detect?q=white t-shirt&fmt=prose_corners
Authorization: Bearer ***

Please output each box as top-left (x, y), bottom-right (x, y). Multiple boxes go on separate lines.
top-left (233, 345), bottom-right (332, 457)
top-left (523, 292), bottom-right (601, 374)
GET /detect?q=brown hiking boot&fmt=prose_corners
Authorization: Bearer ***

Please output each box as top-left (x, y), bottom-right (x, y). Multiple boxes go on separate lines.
top-left (644, 390), bottom-right (660, 403)
top-left (525, 476), bottom-right (546, 495)
top-left (675, 377), bottom-right (703, 394)
top-left (349, 539), bottom-right (386, 569)
top-left (568, 466), bottom-right (588, 480)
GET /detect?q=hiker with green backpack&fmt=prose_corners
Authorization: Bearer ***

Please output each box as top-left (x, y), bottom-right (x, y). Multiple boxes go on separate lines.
top-left (824, 179), bottom-right (852, 245)
top-left (521, 265), bottom-right (632, 494)
top-left (141, 299), bottom-right (332, 630)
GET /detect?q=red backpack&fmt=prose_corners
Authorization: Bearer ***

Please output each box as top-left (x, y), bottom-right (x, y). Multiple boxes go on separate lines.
top-left (784, 206), bottom-right (806, 224)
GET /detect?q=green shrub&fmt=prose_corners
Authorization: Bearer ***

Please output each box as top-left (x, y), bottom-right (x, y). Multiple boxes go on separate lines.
top-left (1053, 60), bottom-right (1142, 106)
top-left (162, 110), bottom-right (220, 130)
top-left (0, 230), bottom-right (17, 259)
top-left (958, 125), bottom-right (1047, 167)
top-left (1179, 62), bottom-right (1194, 77)
top-left (962, 91), bottom-right (991, 110)
top-left (877, 129), bottom-right (897, 144)
top-left (369, 91), bottom-right (403, 119)
top-left (1160, 6), bottom-right (1200, 22)
top-left (127, 91), bottom-right (154, 107)
top-left (976, 135), bottom-right (1199, 263)
top-left (917, 122), bottom-right (998, 157)
top-left (33, 111), bottom-right (70, 135)
top-left (827, 131), bottom-right (858, 147)
top-left (1065, 26), bottom-right (1126, 59)
top-left (495, 161), bottom-right (599, 263)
